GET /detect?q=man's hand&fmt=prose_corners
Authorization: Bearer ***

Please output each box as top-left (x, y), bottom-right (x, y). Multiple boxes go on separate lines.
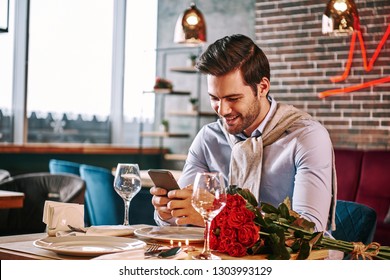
top-left (167, 186), bottom-right (205, 227)
top-left (150, 186), bottom-right (173, 221)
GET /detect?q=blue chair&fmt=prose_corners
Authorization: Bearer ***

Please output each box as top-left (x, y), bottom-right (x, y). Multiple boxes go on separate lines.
top-left (79, 164), bottom-right (124, 226)
top-left (79, 164), bottom-right (157, 226)
top-left (48, 159), bottom-right (93, 225)
top-left (332, 200), bottom-right (377, 245)
top-left (49, 159), bottom-right (81, 176)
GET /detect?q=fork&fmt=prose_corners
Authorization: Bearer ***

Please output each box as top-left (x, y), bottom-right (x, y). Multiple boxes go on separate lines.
top-left (67, 225), bottom-right (87, 233)
top-left (144, 243), bottom-right (161, 256)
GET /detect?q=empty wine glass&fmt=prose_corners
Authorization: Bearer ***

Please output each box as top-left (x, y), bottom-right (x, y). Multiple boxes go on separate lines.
top-left (113, 163), bottom-right (141, 226)
top-left (191, 172), bottom-right (227, 260)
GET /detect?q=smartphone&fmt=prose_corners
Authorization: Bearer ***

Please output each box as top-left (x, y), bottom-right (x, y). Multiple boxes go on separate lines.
top-left (148, 169), bottom-right (180, 191)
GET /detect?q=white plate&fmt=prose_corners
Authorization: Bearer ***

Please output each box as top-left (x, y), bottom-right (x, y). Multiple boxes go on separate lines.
top-left (134, 226), bottom-right (204, 243)
top-left (33, 236), bottom-right (146, 257)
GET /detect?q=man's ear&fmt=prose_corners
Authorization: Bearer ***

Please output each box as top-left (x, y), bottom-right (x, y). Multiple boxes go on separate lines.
top-left (257, 77), bottom-right (270, 97)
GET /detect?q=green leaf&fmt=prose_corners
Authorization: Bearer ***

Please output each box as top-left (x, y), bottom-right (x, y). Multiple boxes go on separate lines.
top-left (254, 208), bottom-right (269, 227)
top-left (261, 202), bottom-right (280, 214)
top-left (238, 188), bottom-right (258, 207)
top-left (309, 232), bottom-right (323, 247)
top-left (290, 239), bottom-right (301, 252)
top-left (282, 197), bottom-right (292, 210)
top-left (227, 185), bottom-right (240, 195)
top-left (296, 233), bottom-right (322, 260)
top-left (278, 203), bottom-right (290, 219)
top-left (265, 224), bottom-right (291, 260)
top-left (292, 217), bottom-right (315, 232)
top-left (265, 213), bottom-right (279, 221)
top-left (296, 240), bottom-right (311, 260)
top-left (293, 229), bottom-right (305, 239)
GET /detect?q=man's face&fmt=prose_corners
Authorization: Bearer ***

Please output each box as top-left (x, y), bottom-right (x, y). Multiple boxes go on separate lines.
top-left (207, 69), bottom-right (269, 136)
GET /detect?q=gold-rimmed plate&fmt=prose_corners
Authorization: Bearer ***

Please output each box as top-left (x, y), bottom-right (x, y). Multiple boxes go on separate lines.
top-left (134, 226), bottom-right (204, 243)
top-left (33, 236), bottom-right (146, 257)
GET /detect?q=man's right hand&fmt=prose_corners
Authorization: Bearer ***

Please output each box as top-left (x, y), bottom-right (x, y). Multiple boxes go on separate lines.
top-left (150, 186), bottom-right (173, 221)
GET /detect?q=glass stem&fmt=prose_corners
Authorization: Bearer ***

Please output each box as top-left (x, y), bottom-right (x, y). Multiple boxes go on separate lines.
top-left (123, 199), bottom-right (131, 226)
top-left (203, 218), bottom-right (211, 255)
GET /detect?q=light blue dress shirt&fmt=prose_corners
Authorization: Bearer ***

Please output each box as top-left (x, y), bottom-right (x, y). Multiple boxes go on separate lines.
top-left (178, 97), bottom-right (333, 231)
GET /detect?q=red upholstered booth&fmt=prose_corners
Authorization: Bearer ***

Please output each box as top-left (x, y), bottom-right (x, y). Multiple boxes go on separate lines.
top-left (334, 149), bottom-right (390, 245)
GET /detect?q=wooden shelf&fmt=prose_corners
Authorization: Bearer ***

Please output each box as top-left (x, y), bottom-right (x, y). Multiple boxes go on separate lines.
top-left (164, 154), bottom-right (187, 161)
top-left (170, 66), bottom-right (198, 73)
top-left (141, 131), bottom-right (190, 138)
top-left (143, 90), bottom-right (191, 95)
top-left (168, 110), bottom-right (216, 117)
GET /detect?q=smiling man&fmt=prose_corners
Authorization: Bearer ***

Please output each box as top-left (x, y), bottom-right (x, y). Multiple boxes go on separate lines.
top-left (150, 34), bottom-right (336, 233)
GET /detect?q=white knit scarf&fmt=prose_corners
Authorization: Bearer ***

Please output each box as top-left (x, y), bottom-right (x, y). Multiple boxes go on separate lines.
top-left (219, 103), bottom-right (337, 230)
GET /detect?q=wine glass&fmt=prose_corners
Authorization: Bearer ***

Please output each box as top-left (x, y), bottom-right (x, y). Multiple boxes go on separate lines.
top-left (191, 172), bottom-right (227, 260)
top-left (113, 163), bottom-right (141, 226)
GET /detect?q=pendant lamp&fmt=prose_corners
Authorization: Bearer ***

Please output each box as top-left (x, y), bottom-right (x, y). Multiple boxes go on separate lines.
top-left (174, 3), bottom-right (206, 45)
top-left (322, 0), bottom-right (360, 35)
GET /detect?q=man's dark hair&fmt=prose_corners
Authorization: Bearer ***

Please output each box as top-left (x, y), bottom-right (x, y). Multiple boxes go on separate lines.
top-left (196, 34), bottom-right (270, 95)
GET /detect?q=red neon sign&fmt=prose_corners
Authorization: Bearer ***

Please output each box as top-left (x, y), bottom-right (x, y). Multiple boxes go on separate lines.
top-left (318, 24), bottom-right (390, 98)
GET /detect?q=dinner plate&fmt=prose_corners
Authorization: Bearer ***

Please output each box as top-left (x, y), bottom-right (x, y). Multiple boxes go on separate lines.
top-left (33, 236), bottom-right (146, 257)
top-left (134, 226), bottom-right (204, 243)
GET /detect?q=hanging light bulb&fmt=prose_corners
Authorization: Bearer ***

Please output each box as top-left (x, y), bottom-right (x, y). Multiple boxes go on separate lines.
top-left (174, 3), bottom-right (207, 45)
top-left (322, 0), bottom-right (360, 36)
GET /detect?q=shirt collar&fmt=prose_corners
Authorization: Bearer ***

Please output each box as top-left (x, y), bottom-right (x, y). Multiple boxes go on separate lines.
top-left (235, 95), bottom-right (277, 140)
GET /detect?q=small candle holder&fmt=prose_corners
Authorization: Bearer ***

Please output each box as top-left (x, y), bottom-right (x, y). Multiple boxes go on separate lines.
top-left (184, 239), bottom-right (196, 252)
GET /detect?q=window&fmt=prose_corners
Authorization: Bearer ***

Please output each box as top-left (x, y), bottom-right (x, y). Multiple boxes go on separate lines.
top-left (0, 0), bottom-right (14, 142)
top-left (123, 1), bottom-right (157, 145)
top-left (27, 0), bottom-right (113, 143)
top-left (0, 0), bottom-right (158, 145)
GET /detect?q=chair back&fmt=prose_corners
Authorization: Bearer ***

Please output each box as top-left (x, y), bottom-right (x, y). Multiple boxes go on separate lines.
top-left (79, 164), bottom-right (123, 226)
top-left (48, 159), bottom-right (92, 225)
top-left (332, 200), bottom-right (377, 245)
top-left (0, 172), bottom-right (85, 235)
top-left (49, 159), bottom-right (81, 176)
top-left (0, 169), bottom-right (11, 182)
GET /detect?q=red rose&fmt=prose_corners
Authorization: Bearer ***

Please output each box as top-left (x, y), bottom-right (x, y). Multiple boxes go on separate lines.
top-left (213, 208), bottom-right (229, 227)
top-left (237, 223), bottom-right (260, 247)
top-left (219, 226), bottom-right (237, 240)
top-left (226, 194), bottom-right (246, 209)
top-left (227, 206), bottom-right (255, 228)
top-left (210, 193), bottom-right (262, 257)
top-left (218, 237), bottom-right (234, 253)
top-left (227, 242), bottom-right (247, 257)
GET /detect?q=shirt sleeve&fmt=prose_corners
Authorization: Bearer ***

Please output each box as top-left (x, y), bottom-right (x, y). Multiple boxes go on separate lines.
top-left (178, 127), bottom-right (210, 188)
top-left (292, 121), bottom-right (334, 232)
top-left (153, 127), bottom-right (210, 226)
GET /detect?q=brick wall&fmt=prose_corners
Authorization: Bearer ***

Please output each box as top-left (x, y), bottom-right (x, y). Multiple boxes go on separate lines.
top-left (255, 0), bottom-right (390, 149)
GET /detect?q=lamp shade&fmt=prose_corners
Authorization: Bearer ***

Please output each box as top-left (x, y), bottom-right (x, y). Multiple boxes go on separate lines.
top-left (322, 0), bottom-right (360, 35)
top-left (174, 3), bottom-right (206, 44)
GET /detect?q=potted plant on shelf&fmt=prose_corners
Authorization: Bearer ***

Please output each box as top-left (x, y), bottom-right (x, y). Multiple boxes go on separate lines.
top-left (187, 54), bottom-right (197, 67)
top-left (153, 77), bottom-right (173, 93)
top-left (189, 97), bottom-right (199, 112)
top-left (160, 119), bottom-right (169, 133)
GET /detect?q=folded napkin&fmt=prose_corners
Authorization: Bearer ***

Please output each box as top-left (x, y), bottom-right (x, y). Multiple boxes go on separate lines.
top-left (92, 246), bottom-right (188, 260)
top-left (56, 225), bottom-right (136, 237)
top-left (43, 201), bottom-right (84, 236)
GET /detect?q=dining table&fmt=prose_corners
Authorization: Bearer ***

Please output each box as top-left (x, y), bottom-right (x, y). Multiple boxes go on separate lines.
top-left (0, 190), bottom-right (25, 209)
top-left (0, 224), bottom-right (329, 260)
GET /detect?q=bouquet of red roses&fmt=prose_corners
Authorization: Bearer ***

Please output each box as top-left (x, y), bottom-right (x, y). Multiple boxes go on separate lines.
top-left (209, 185), bottom-right (390, 260)
top-left (209, 191), bottom-right (261, 257)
